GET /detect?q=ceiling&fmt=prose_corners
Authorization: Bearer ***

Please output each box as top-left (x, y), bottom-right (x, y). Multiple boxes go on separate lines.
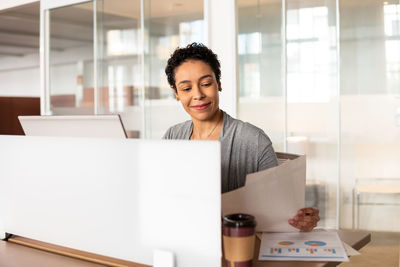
top-left (0, 2), bottom-right (40, 57)
top-left (0, 0), bottom-right (204, 58)
top-left (0, 0), bottom-right (395, 58)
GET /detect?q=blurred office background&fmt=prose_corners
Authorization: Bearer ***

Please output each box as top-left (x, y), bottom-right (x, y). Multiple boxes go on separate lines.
top-left (0, 0), bottom-right (399, 236)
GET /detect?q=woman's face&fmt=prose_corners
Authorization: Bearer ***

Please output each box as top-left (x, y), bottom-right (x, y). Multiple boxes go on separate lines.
top-left (174, 60), bottom-right (220, 122)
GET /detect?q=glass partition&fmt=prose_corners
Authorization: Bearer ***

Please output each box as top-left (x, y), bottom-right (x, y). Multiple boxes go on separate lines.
top-left (237, 0), bottom-right (285, 152)
top-left (49, 1), bottom-right (94, 115)
top-left (238, 0), bottom-right (339, 228)
top-left (96, 0), bottom-right (142, 137)
top-left (286, 0), bottom-right (339, 229)
top-left (97, 0), bottom-right (205, 138)
top-left (339, 0), bottom-right (400, 231)
top-left (46, 0), bottom-right (205, 138)
top-left (144, 0), bottom-right (205, 139)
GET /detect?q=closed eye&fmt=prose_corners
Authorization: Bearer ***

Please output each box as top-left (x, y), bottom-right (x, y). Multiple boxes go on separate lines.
top-left (202, 83), bottom-right (211, 87)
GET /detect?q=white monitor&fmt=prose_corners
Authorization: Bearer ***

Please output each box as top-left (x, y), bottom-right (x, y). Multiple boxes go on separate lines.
top-left (18, 115), bottom-right (127, 139)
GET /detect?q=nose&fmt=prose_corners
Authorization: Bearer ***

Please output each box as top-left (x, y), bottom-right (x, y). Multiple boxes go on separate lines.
top-left (192, 84), bottom-right (205, 100)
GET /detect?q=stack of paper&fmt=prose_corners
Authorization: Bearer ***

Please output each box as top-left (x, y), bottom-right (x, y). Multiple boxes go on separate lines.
top-left (258, 232), bottom-right (349, 262)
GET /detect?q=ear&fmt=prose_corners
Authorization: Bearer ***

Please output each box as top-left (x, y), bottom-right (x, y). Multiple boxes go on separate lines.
top-left (174, 91), bottom-right (180, 101)
top-left (218, 81), bottom-right (222, 92)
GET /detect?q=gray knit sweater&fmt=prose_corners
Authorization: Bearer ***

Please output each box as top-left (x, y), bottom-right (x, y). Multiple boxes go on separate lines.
top-left (162, 110), bottom-right (278, 193)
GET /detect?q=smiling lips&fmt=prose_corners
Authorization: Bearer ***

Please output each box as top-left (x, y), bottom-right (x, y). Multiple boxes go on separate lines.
top-left (191, 102), bottom-right (211, 110)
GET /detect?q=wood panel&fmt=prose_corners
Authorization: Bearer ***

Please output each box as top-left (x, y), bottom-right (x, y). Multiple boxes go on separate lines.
top-left (51, 94), bottom-right (76, 107)
top-left (0, 97), bottom-right (40, 135)
top-left (7, 235), bottom-right (148, 267)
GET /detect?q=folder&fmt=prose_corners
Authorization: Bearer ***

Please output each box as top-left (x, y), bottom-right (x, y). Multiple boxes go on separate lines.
top-left (222, 153), bottom-right (306, 232)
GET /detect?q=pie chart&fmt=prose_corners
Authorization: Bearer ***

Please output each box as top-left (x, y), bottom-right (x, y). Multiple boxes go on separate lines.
top-left (278, 241), bottom-right (294, 246)
top-left (304, 241), bottom-right (327, 247)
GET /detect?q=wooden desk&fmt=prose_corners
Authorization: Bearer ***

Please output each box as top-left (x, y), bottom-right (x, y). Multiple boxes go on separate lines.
top-left (0, 230), bottom-right (370, 267)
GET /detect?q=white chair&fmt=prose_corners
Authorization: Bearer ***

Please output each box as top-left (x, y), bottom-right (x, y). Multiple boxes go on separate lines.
top-left (353, 178), bottom-right (400, 229)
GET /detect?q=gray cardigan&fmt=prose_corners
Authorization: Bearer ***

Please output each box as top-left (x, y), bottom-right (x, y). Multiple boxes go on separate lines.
top-left (162, 110), bottom-right (278, 193)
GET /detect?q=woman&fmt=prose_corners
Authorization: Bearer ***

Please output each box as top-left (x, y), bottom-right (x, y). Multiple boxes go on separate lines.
top-left (163, 43), bottom-right (319, 232)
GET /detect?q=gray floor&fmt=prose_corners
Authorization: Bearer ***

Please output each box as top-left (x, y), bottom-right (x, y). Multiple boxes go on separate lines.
top-left (341, 231), bottom-right (400, 267)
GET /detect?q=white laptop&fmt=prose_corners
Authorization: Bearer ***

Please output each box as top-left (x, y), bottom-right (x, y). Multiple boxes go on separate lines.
top-left (18, 115), bottom-right (127, 139)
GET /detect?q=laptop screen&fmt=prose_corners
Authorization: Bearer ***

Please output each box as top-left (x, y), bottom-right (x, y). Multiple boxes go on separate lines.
top-left (18, 115), bottom-right (127, 139)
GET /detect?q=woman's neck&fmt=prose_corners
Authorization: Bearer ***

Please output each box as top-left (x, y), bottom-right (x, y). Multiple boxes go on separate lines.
top-left (190, 109), bottom-right (223, 140)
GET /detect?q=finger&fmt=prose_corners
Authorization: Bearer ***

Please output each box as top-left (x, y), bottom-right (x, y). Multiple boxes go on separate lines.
top-left (299, 217), bottom-right (320, 227)
top-left (289, 215), bottom-right (299, 222)
top-left (298, 215), bottom-right (320, 223)
top-left (302, 221), bottom-right (318, 232)
top-left (298, 221), bottom-right (315, 227)
top-left (292, 222), bottom-right (315, 232)
top-left (289, 218), bottom-right (300, 226)
top-left (291, 220), bottom-right (311, 228)
top-left (289, 220), bottom-right (301, 229)
top-left (304, 207), bottom-right (319, 216)
top-left (295, 223), bottom-right (313, 232)
top-left (300, 226), bottom-right (314, 232)
top-left (290, 219), bottom-right (315, 230)
top-left (313, 208), bottom-right (319, 216)
top-left (301, 223), bottom-right (316, 232)
top-left (299, 207), bottom-right (318, 216)
top-left (289, 219), bottom-right (299, 228)
top-left (298, 215), bottom-right (314, 222)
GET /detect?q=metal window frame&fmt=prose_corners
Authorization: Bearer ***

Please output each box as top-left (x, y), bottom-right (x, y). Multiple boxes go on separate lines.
top-left (40, 0), bottom-right (96, 115)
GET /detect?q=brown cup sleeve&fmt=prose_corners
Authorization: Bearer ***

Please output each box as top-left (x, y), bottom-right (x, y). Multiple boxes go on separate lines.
top-left (223, 235), bottom-right (255, 262)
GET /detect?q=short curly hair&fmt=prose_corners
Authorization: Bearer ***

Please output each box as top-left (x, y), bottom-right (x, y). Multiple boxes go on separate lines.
top-left (165, 42), bottom-right (221, 91)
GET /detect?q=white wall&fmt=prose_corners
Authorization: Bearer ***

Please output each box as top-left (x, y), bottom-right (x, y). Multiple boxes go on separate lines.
top-left (0, 42), bottom-right (93, 97)
top-left (0, 53), bottom-right (40, 97)
top-left (0, 68), bottom-right (40, 97)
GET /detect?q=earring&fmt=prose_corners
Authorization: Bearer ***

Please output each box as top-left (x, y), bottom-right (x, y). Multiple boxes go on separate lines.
top-left (176, 96), bottom-right (180, 101)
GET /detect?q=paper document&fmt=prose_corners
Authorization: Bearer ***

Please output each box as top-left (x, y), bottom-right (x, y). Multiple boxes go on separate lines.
top-left (222, 154), bottom-right (305, 232)
top-left (259, 232), bottom-right (349, 262)
top-left (342, 241), bottom-right (360, 256)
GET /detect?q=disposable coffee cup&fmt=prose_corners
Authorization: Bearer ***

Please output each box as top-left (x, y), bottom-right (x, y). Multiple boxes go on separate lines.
top-left (222, 213), bottom-right (256, 267)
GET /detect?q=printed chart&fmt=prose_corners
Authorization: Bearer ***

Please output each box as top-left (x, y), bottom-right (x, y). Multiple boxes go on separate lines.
top-left (259, 232), bottom-right (349, 262)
